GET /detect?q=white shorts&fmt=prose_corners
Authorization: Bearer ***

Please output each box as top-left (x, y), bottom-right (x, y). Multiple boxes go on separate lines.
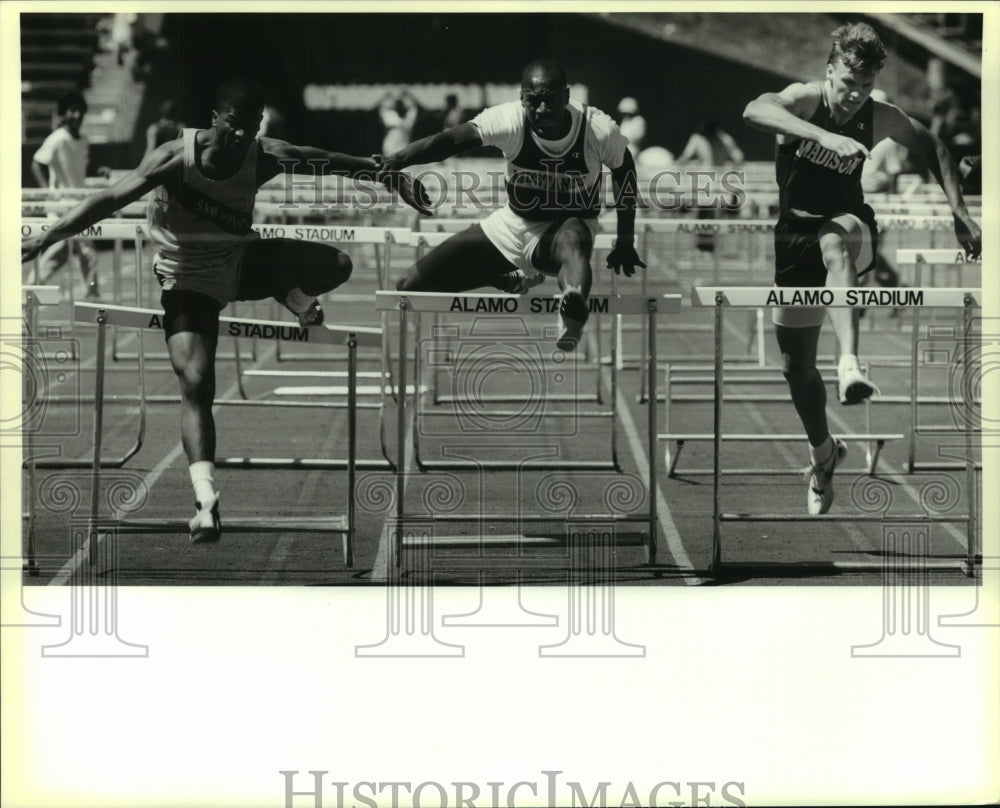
top-left (480, 206), bottom-right (599, 274)
top-left (772, 213), bottom-right (875, 328)
top-left (152, 233), bottom-right (258, 307)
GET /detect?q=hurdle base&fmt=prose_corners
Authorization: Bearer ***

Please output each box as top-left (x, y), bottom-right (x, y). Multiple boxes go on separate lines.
top-left (415, 459), bottom-right (620, 472)
top-left (401, 531), bottom-right (648, 550)
top-left (707, 558), bottom-right (972, 577)
top-left (905, 461), bottom-right (983, 473)
top-left (216, 457), bottom-right (392, 471)
top-left (112, 515), bottom-right (349, 534)
top-left (720, 512), bottom-right (971, 523)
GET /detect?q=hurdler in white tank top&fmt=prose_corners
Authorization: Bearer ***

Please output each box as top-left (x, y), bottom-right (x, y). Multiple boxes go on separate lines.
top-left (147, 129), bottom-right (260, 305)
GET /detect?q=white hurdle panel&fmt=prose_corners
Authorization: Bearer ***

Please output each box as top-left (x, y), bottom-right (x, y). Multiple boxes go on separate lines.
top-left (71, 302), bottom-right (383, 567)
top-left (375, 290), bottom-right (681, 568)
top-left (688, 286), bottom-right (980, 577)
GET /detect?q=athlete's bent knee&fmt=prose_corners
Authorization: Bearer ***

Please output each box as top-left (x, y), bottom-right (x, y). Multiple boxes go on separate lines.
top-left (333, 250), bottom-right (353, 281)
top-left (781, 354), bottom-right (817, 382)
top-left (396, 271), bottom-right (417, 292)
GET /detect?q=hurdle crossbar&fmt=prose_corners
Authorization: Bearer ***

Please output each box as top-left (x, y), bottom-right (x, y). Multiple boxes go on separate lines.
top-left (690, 286), bottom-right (980, 577)
top-left (375, 290), bottom-right (680, 569)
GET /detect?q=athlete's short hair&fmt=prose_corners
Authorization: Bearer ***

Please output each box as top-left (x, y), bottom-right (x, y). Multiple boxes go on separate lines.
top-left (215, 79), bottom-right (265, 113)
top-left (521, 59), bottom-right (567, 89)
top-left (57, 90), bottom-right (88, 116)
top-left (828, 22), bottom-right (887, 73)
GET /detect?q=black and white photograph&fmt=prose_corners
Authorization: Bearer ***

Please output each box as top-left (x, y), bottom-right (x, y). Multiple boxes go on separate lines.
top-left (2, 3), bottom-right (997, 807)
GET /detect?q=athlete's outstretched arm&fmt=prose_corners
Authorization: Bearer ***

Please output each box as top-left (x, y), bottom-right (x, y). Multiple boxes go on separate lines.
top-left (259, 139), bottom-right (431, 215)
top-left (258, 139), bottom-right (381, 181)
top-left (607, 148), bottom-right (645, 277)
top-left (378, 123), bottom-right (485, 171)
top-left (874, 102), bottom-right (981, 257)
top-left (21, 142), bottom-right (181, 264)
top-left (744, 82), bottom-right (870, 159)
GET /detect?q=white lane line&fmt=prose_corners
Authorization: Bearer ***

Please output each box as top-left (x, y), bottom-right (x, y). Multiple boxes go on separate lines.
top-left (614, 384), bottom-right (703, 583)
top-left (47, 345), bottom-right (276, 585)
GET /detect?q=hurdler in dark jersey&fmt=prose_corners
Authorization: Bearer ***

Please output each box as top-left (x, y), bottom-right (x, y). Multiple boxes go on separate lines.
top-left (776, 82), bottom-right (874, 220)
top-left (507, 111), bottom-right (601, 221)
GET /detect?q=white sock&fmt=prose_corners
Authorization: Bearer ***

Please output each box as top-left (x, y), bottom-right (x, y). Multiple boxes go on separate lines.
top-left (838, 353), bottom-right (860, 373)
top-left (282, 287), bottom-right (314, 314)
top-left (809, 435), bottom-right (834, 464)
top-left (189, 461), bottom-right (217, 505)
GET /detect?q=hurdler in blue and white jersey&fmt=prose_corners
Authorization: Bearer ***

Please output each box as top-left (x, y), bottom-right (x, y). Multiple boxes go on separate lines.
top-left (147, 128), bottom-right (260, 305)
top-left (383, 59), bottom-right (646, 352)
top-left (473, 98), bottom-right (629, 271)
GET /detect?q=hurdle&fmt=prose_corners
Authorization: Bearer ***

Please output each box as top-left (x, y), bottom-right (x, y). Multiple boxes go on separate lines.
top-left (28, 259), bottom-right (149, 468)
top-left (689, 286), bottom-right (980, 577)
top-left (70, 301), bottom-right (380, 566)
top-left (21, 286), bottom-right (62, 574)
top-left (659, 359), bottom-right (899, 477)
top-left (893, 249), bottom-right (984, 472)
top-left (376, 290), bottom-right (680, 568)
top-left (21, 217), bottom-right (406, 356)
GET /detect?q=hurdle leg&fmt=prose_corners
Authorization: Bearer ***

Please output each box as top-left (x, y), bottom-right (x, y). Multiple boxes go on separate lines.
top-left (345, 334), bottom-right (357, 567)
top-left (647, 300), bottom-right (658, 564)
top-left (393, 300), bottom-right (409, 571)
top-left (962, 296), bottom-right (979, 577)
top-left (608, 310), bottom-right (620, 471)
top-left (637, 226), bottom-right (650, 403)
top-left (23, 292), bottom-right (40, 574)
top-left (710, 294), bottom-right (724, 573)
top-left (906, 260), bottom-right (924, 471)
top-left (87, 312), bottom-right (109, 569)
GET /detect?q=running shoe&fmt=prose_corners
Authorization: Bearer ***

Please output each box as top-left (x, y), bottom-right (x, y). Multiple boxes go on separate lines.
top-left (837, 362), bottom-right (879, 405)
top-left (189, 495), bottom-right (222, 544)
top-left (556, 289), bottom-right (589, 352)
top-left (802, 439), bottom-right (848, 515)
top-left (498, 269), bottom-right (546, 295)
top-left (278, 294), bottom-right (324, 327)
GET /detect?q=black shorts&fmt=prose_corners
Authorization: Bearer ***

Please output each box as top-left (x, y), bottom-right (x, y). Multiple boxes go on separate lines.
top-left (160, 289), bottom-right (223, 341)
top-left (774, 208), bottom-right (878, 287)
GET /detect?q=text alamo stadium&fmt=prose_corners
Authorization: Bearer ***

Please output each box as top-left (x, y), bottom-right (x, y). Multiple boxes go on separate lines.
top-left (765, 289), bottom-right (925, 306)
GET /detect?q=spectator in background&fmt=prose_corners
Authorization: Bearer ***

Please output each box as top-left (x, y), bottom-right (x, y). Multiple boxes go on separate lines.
top-left (676, 119), bottom-right (745, 253)
top-left (379, 90), bottom-right (419, 155)
top-left (145, 99), bottom-right (184, 155)
top-left (31, 91), bottom-right (105, 298)
top-left (616, 96), bottom-right (646, 160)
top-left (441, 93), bottom-right (464, 131)
top-left (676, 118), bottom-right (745, 167)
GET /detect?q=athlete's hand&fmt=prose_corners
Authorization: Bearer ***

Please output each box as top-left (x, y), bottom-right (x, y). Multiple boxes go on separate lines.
top-left (22, 235), bottom-right (47, 264)
top-left (816, 131), bottom-right (869, 160)
top-left (607, 242), bottom-right (646, 277)
top-left (954, 214), bottom-right (981, 260)
top-left (379, 170), bottom-right (433, 216)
